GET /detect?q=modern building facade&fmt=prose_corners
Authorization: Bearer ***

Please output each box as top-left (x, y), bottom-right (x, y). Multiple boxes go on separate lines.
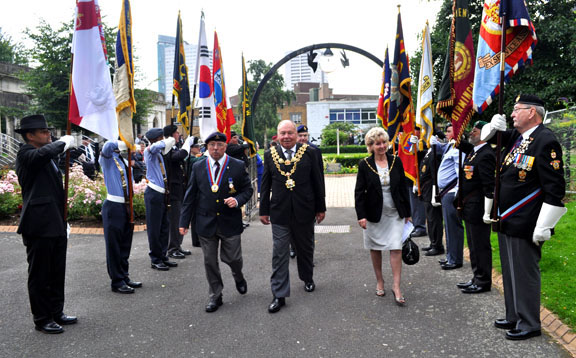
top-left (284, 51), bottom-right (326, 91)
top-left (157, 35), bottom-right (212, 105)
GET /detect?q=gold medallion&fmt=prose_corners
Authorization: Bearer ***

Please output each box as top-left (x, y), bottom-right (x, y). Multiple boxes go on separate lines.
top-left (551, 149), bottom-right (557, 159)
top-left (285, 178), bottom-right (295, 190)
top-left (422, 165), bottom-right (427, 173)
top-left (518, 170), bottom-right (527, 181)
top-left (284, 160), bottom-right (291, 166)
top-left (211, 184), bottom-right (219, 192)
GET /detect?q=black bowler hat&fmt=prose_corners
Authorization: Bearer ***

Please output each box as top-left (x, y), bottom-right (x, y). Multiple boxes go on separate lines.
top-left (205, 132), bottom-right (227, 144)
top-left (515, 94), bottom-right (545, 107)
top-left (145, 128), bottom-right (163, 141)
top-left (297, 125), bottom-right (308, 133)
top-left (15, 114), bottom-right (52, 134)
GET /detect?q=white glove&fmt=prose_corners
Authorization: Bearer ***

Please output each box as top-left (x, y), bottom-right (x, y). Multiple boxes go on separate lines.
top-left (481, 114), bottom-right (506, 141)
top-left (57, 135), bottom-right (76, 152)
top-left (78, 153), bottom-right (86, 163)
top-left (182, 136), bottom-right (195, 154)
top-left (162, 137), bottom-right (176, 155)
top-left (431, 185), bottom-right (441, 207)
top-left (412, 185), bottom-right (418, 194)
top-left (448, 139), bottom-right (456, 145)
top-left (430, 135), bottom-right (440, 146)
top-left (117, 140), bottom-right (128, 152)
top-left (532, 203), bottom-right (568, 245)
top-left (483, 197), bottom-right (494, 224)
top-left (409, 135), bottom-right (419, 144)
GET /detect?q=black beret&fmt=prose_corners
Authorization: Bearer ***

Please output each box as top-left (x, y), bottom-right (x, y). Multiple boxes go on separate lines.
top-left (163, 124), bottom-right (178, 137)
top-left (473, 120), bottom-right (488, 130)
top-left (297, 125), bottom-right (308, 133)
top-left (15, 114), bottom-right (52, 134)
top-left (516, 94), bottom-right (545, 107)
top-left (205, 132), bottom-right (227, 144)
top-left (145, 128), bottom-right (163, 141)
top-left (230, 131), bottom-right (238, 137)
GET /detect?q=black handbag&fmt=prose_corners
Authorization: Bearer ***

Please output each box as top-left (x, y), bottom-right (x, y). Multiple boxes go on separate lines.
top-left (402, 237), bottom-right (420, 265)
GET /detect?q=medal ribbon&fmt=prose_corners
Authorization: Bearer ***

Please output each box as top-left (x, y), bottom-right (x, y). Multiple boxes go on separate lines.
top-left (206, 156), bottom-right (229, 191)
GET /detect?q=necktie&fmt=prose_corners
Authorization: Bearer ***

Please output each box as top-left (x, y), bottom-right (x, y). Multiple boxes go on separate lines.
top-left (510, 136), bottom-right (523, 153)
top-left (86, 146), bottom-right (92, 161)
top-left (214, 161), bottom-right (221, 178)
top-left (285, 149), bottom-right (293, 160)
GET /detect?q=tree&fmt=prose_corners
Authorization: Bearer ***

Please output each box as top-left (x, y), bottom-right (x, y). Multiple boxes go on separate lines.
top-left (0, 28), bottom-right (28, 65)
top-left (237, 59), bottom-right (295, 146)
top-left (321, 122), bottom-right (358, 146)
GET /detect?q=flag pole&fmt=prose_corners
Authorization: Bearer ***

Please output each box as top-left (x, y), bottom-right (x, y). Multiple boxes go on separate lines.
top-left (491, 12), bottom-right (508, 230)
top-left (63, 53), bottom-right (74, 222)
top-left (126, 148), bottom-right (134, 226)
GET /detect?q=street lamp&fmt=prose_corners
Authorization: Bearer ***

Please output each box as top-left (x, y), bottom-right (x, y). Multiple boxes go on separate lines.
top-left (318, 48), bottom-right (338, 73)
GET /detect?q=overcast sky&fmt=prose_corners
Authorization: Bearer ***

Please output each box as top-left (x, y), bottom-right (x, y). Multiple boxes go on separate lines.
top-left (1, 0), bottom-right (444, 96)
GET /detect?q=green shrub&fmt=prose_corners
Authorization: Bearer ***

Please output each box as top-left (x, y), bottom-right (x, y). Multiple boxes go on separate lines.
top-left (319, 145), bottom-right (366, 154)
top-left (323, 153), bottom-right (367, 168)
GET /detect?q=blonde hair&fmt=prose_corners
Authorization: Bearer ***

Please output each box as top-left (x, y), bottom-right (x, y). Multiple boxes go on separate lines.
top-left (365, 127), bottom-right (389, 153)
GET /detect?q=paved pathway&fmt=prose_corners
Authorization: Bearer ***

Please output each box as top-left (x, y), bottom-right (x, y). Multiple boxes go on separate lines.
top-left (0, 176), bottom-right (574, 357)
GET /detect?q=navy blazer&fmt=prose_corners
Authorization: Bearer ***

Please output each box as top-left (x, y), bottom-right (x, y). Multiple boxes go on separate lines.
top-left (179, 155), bottom-right (253, 238)
top-left (354, 153), bottom-right (411, 222)
top-left (16, 141), bottom-right (67, 238)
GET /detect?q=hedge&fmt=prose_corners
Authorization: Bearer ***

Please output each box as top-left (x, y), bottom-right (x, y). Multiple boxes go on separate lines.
top-left (319, 145), bottom-right (366, 154)
top-left (323, 153), bottom-right (367, 168)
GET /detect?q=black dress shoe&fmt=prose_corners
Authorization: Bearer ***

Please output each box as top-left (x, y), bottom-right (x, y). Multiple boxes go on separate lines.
top-left (125, 280), bottom-right (142, 288)
top-left (151, 262), bottom-right (170, 271)
top-left (162, 260), bottom-right (178, 267)
top-left (424, 248), bottom-right (445, 256)
top-left (112, 284), bottom-right (135, 294)
top-left (236, 279), bottom-right (248, 295)
top-left (205, 296), bottom-right (223, 313)
top-left (168, 251), bottom-right (186, 259)
top-left (268, 297), bottom-right (285, 313)
top-left (35, 321), bottom-right (64, 334)
top-left (441, 263), bottom-right (463, 270)
top-left (456, 280), bottom-right (474, 289)
top-left (438, 258), bottom-right (448, 265)
top-left (179, 249), bottom-right (192, 255)
top-left (421, 246), bottom-right (432, 251)
top-left (304, 282), bottom-right (315, 292)
top-left (505, 329), bottom-right (541, 340)
top-left (461, 284), bottom-right (491, 294)
top-left (410, 229), bottom-right (427, 238)
top-left (54, 314), bottom-right (78, 325)
top-left (494, 319), bottom-right (517, 330)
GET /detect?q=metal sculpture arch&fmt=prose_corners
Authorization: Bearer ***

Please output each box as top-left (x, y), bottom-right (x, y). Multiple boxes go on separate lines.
top-left (250, 43), bottom-right (384, 115)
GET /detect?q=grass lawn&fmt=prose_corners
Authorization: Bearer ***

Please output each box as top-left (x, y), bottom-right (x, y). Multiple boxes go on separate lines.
top-left (488, 200), bottom-right (576, 330)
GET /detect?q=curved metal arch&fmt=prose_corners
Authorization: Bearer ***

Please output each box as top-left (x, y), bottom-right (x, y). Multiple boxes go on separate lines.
top-left (250, 43), bottom-right (384, 115)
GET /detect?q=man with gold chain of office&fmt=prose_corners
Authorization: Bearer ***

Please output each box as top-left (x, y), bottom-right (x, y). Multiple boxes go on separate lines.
top-left (260, 120), bottom-right (326, 313)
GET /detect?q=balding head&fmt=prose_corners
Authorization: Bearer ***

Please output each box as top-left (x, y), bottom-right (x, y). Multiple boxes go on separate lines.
top-left (277, 120), bottom-right (297, 150)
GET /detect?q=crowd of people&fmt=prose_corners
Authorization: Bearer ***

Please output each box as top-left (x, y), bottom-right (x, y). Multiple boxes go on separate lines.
top-left (13, 94), bottom-right (566, 341)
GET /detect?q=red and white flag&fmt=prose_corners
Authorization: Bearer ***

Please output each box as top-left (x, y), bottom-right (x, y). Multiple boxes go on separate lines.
top-left (69, 0), bottom-right (118, 141)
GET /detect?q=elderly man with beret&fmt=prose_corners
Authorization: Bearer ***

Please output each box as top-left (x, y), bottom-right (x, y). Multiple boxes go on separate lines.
top-left (179, 132), bottom-right (253, 312)
top-left (482, 94), bottom-right (567, 340)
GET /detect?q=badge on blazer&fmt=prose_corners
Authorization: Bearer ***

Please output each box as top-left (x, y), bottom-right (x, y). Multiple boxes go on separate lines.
top-left (550, 160), bottom-right (561, 170)
top-left (551, 149), bottom-right (557, 159)
top-left (464, 165), bottom-right (474, 179)
top-left (228, 177), bottom-right (236, 193)
top-left (518, 169), bottom-right (527, 181)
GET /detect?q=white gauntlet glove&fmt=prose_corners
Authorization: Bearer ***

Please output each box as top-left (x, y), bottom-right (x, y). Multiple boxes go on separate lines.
top-left (481, 114), bottom-right (506, 141)
top-left (431, 185), bottom-right (441, 207)
top-left (532, 203), bottom-right (568, 246)
top-left (430, 135), bottom-right (440, 146)
top-left (57, 135), bottom-right (77, 152)
top-left (182, 136), bottom-right (195, 154)
top-left (409, 135), bottom-right (419, 144)
top-left (117, 140), bottom-right (128, 152)
top-left (162, 137), bottom-right (176, 155)
top-left (483, 197), bottom-right (494, 224)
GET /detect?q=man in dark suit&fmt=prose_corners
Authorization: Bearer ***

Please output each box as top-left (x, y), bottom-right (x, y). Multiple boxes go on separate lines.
top-left (260, 120), bottom-right (326, 313)
top-left (482, 94), bottom-right (567, 340)
top-left (225, 130), bottom-right (250, 168)
top-left (163, 124), bottom-right (195, 260)
top-left (15, 114), bottom-right (78, 334)
top-left (179, 132), bottom-right (253, 313)
top-left (455, 121), bottom-right (495, 294)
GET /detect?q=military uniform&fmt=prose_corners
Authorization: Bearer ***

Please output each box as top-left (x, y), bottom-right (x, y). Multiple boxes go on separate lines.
top-left (418, 146), bottom-right (444, 253)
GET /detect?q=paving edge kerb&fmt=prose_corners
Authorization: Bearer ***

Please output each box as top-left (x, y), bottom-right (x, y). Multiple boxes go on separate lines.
top-left (1, 223), bottom-right (574, 356)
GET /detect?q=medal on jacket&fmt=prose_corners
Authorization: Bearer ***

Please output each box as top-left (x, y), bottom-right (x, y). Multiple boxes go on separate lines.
top-left (206, 156), bottom-right (229, 193)
top-left (228, 177), bottom-right (236, 193)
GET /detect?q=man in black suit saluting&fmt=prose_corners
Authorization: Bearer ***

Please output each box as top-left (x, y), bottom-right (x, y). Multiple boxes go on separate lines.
top-left (15, 114), bottom-right (78, 334)
top-left (260, 120), bottom-right (326, 313)
top-left (179, 132), bottom-right (253, 313)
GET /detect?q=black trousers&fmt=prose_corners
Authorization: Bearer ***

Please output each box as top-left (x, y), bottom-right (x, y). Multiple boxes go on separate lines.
top-left (144, 187), bottom-right (169, 264)
top-left (102, 200), bottom-right (134, 288)
top-left (464, 220), bottom-right (492, 287)
top-left (424, 201), bottom-right (444, 249)
top-left (23, 235), bottom-right (67, 325)
top-left (167, 196), bottom-right (184, 253)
